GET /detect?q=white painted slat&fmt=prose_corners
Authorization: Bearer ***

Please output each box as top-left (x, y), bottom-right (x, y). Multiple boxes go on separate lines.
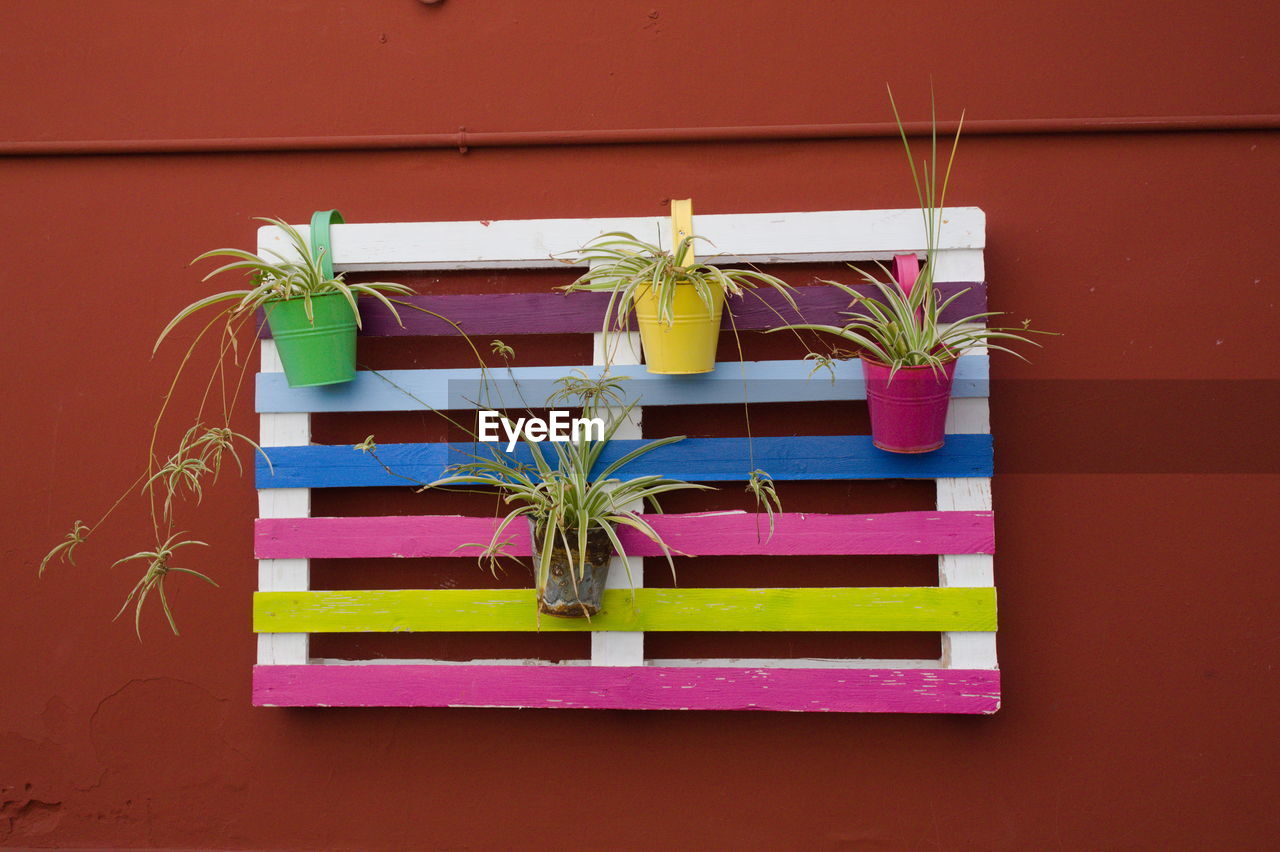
top-left (256, 335), bottom-right (311, 665)
top-left (258, 207), bottom-right (986, 272)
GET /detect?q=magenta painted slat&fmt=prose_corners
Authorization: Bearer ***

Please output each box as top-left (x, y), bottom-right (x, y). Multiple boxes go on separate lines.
top-left (254, 511), bottom-right (995, 559)
top-left (252, 665), bottom-right (1000, 712)
top-left (255, 283), bottom-right (987, 338)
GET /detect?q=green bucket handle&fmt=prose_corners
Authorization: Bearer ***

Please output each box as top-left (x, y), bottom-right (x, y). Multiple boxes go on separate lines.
top-left (310, 209), bottom-right (345, 280)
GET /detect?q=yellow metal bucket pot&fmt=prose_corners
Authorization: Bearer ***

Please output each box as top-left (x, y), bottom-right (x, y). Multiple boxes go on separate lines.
top-left (633, 284), bottom-right (726, 374)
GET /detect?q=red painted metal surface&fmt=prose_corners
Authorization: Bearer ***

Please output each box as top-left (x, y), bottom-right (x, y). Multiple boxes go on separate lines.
top-left (3, 1), bottom-right (1278, 848)
top-left (6, 114), bottom-right (1280, 157)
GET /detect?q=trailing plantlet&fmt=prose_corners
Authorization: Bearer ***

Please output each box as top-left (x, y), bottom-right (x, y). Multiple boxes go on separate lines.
top-left (112, 533), bottom-right (217, 637)
top-left (745, 469), bottom-right (783, 541)
top-left (38, 211), bottom-right (420, 637)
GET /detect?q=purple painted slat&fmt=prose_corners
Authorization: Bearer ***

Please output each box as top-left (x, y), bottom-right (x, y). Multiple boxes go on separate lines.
top-left (254, 511), bottom-right (995, 559)
top-left (255, 283), bottom-right (986, 338)
top-left (252, 665), bottom-right (1001, 713)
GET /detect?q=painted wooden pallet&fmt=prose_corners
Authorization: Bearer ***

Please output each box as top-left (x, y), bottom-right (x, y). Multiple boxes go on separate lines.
top-left (252, 207), bottom-right (999, 713)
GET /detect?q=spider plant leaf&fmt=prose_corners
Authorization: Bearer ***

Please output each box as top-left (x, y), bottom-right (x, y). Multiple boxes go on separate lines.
top-left (168, 566), bottom-right (220, 586)
top-left (197, 258), bottom-right (276, 282)
top-left (156, 581), bottom-right (179, 635)
top-left (765, 322), bottom-right (848, 337)
top-left (593, 434), bottom-right (686, 481)
top-left (153, 292), bottom-right (246, 352)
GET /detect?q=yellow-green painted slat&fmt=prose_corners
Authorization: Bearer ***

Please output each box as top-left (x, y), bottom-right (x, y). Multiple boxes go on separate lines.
top-left (253, 587), bottom-right (996, 634)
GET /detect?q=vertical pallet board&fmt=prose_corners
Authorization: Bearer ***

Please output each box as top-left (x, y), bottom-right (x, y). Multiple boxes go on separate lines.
top-left (590, 327), bottom-right (645, 667)
top-left (933, 248), bottom-right (997, 673)
top-left (256, 340), bottom-right (310, 665)
top-left (250, 207), bottom-right (1002, 712)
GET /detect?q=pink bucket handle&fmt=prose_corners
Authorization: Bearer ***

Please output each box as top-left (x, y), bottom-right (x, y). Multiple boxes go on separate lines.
top-left (892, 253), bottom-right (920, 297)
top-left (893, 253), bottom-right (923, 323)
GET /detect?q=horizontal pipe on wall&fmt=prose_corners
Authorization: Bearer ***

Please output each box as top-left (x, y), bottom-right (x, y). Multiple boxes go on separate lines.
top-left (2, 114), bottom-right (1277, 157)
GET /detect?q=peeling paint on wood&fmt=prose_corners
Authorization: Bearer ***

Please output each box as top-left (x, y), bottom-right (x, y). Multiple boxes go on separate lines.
top-left (252, 664), bottom-right (1001, 713)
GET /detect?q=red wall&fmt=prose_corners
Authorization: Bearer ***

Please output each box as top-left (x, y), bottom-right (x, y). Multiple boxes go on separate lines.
top-left (3, 2), bottom-right (1277, 848)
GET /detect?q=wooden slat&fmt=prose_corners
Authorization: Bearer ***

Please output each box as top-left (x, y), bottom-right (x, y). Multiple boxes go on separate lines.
top-left (255, 339), bottom-right (310, 666)
top-left (252, 664), bottom-right (1001, 713)
top-left (940, 397), bottom-right (998, 669)
top-left (256, 356), bottom-right (988, 413)
top-left (259, 207), bottom-right (986, 272)
top-left (254, 511), bottom-right (996, 559)
top-left (591, 324), bottom-right (645, 666)
top-left (258, 282), bottom-right (988, 338)
top-left (252, 587), bottom-right (997, 633)
top-left (255, 434), bottom-right (995, 488)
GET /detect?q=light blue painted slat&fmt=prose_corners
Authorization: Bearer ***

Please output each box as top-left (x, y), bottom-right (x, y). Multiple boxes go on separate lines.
top-left (255, 435), bottom-right (994, 488)
top-left (256, 357), bottom-right (990, 413)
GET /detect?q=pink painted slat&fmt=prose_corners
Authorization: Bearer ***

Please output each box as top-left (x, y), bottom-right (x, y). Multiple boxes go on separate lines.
top-left (253, 665), bottom-right (1000, 713)
top-left (254, 511), bottom-right (995, 559)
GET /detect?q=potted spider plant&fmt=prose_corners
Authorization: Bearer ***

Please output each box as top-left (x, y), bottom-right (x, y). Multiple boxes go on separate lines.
top-left (425, 378), bottom-right (712, 617)
top-left (771, 89), bottom-right (1050, 453)
top-left (561, 231), bottom-right (797, 375)
top-left (157, 210), bottom-right (414, 388)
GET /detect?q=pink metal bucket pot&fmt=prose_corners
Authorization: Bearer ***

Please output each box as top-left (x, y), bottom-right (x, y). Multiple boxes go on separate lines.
top-left (860, 355), bottom-right (958, 453)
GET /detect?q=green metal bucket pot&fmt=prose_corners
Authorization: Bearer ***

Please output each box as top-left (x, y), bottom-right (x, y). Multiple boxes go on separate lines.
top-left (264, 293), bottom-right (358, 388)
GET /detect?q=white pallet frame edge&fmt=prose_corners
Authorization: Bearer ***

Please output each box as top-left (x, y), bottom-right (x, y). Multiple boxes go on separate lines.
top-left (253, 210), bottom-right (995, 674)
top-left (935, 246), bottom-right (997, 671)
top-left (590, 288), bottom-right (645, 665)
top-left (256, 304), bottom-right (311, 663)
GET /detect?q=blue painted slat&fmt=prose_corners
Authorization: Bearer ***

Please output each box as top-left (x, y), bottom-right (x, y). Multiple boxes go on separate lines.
top-left (255, 435), bottom-right (994, 489)
top-left (256, 357), bottom-right (990, 414)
